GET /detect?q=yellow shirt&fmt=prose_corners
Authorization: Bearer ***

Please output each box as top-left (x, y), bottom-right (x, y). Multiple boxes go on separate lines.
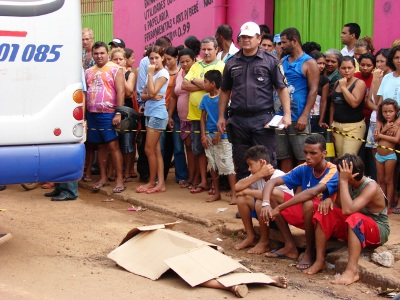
top-left (184, 60), bottom-right (225, 120)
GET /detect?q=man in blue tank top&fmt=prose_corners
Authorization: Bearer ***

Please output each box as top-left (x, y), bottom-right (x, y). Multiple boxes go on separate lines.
top-left (276, 27), bottom-right (320, 173)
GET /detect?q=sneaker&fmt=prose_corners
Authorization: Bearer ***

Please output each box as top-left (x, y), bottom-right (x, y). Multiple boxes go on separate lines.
top-left (0, 233), bottom-right (12, 245)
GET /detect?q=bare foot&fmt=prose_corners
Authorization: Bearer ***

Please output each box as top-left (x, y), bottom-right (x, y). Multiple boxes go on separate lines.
top-left (247, 242), bottom-right (269, 254)
top-left (231, 284), bottom-right (248, 298)
top-left (234, 236), bottom-right (257, 250)
top-left (304, 260), bottom-right (326, 275)
top-left (331, 270), bottom-right (360, 285)
top-left (271, 276), bottom-right (288, 289)
top-left (206, 194), bottom-right (221, 202)
top-left (265, 247), bottom-right (298, 260)
top-left (298, 250), bottom-right (315, 268)
top-left (136, 184), bottom-right (155, 193)
top-left (229, 195), bottom-right (237, 205)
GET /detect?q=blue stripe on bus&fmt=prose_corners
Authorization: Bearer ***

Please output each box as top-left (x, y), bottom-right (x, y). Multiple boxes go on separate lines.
top-left (0, 143), bottom-right (85, 184)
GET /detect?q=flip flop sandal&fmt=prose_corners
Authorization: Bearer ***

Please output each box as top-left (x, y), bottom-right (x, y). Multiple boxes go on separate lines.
top-left (82, 177), bottom-right (92, 182)
top-left (179, 181), bottom-right (192, 188)
top-left (190, 185), bottom-right (208, 194)
top-left (146, 187), bottom-right (165, 194)
top-left (113, 186), bottom-right (126, 193)
top-left (123, 177), bottom-right (133, 182)
top-left (295, 262), bottom-right (313, 270)
top-left (136, 185), bottom-right (152, 193)
top-left (392, 207), bottom-right (400, 214)
top-left (208, 188), bottom-right (216, 195)
top-left (92, 182), bottom-right (108, 192)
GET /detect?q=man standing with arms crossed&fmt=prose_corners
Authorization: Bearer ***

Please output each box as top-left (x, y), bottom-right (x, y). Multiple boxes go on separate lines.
top-left (86, 41), bottom-right (126, 193)
top-left (217, 21), bottom-right (291, 180)
top-left (182, 37), bottom-right (225, 193)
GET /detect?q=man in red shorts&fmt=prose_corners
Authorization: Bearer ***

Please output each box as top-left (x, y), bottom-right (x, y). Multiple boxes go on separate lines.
top-left (261, 134), bottom-right (338, 269)
top-left (305, 154), bottom-right (389, 285)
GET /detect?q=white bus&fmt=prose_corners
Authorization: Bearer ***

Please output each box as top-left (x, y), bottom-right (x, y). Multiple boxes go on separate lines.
top-left (0, 0), bottom-right (85, 184)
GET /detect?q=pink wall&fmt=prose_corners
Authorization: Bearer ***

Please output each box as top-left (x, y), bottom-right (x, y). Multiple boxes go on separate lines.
top-left (113, 0), bottom-right (274, 67)
top-left (227, 0), bottom-right (274, 40)
top-left (114, 0), bottom-right (226, 65)
top-left (373, 0), bottom-right (400, 50)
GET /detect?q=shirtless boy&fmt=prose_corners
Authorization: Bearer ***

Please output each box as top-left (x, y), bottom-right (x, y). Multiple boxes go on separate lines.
top-left (305, 154), bottom-right (390, 285)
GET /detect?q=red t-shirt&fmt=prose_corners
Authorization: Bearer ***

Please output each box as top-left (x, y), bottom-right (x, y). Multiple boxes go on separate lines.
top-left (355, 72), bottom-right (373, 122)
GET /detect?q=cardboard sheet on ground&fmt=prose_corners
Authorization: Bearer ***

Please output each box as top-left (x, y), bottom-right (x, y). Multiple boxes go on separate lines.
top-left (107, 222), bottom-right (216, 280)
top-left (108, 222), bottom-right (274, 287)
top-left (164, 244), bottom-right (248, 287)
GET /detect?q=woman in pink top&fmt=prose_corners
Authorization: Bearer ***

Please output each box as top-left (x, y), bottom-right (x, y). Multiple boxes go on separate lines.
top-left (169, 48), bottom-right (196, 189)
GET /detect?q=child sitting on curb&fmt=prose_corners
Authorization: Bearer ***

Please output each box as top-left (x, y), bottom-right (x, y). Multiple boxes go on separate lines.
top-left (234, 145), bottom-right (293, 254)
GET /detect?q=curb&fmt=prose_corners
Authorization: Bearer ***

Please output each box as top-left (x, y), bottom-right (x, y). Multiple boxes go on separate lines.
top-left (79, 182), bottom-right (213, 227)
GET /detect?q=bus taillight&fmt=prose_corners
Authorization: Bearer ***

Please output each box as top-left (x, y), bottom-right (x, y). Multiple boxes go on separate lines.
top-left (73, 90), bottom-right (84, 104)
top-left (73, 107), bottom-right (83, 120)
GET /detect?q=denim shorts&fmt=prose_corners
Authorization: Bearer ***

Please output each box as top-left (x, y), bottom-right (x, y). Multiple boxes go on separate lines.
top-left (119, 132), bottom-right (135, 154)
top-left (145, 116), bottom-right (168, 130)
top-left (365, 122), bottom-right (377, 148)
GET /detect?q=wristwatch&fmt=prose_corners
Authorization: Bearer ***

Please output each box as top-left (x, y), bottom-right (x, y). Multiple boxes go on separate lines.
top-left (261, 201), bottom-right (271, 207)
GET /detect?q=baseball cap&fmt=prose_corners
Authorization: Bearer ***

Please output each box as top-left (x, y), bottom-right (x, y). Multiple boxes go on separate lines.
top-left (273, 34), bottom-right (281, 44)
top-left (239, 21), bottom-right (260, 37)
top-left (108, 38), bottom-right (125, 48)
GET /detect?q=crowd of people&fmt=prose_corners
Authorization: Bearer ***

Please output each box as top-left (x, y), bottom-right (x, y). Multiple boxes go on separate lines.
top-left (74, 21), bottom-right (400, 288)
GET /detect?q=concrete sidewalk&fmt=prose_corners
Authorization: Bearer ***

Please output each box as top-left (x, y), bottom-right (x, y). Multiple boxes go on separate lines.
top-left (79, 174), bottom-right (400, 290)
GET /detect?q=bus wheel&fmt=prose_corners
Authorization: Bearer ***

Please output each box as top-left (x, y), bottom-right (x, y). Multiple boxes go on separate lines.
top-left (21, 183), bottom-right (39, 191)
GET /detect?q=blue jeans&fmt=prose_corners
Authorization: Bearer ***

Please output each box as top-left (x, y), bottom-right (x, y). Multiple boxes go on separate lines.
top-left (54, 182), bottom-right (78, 198)
top-left (160, 112), bottom-right (188, 182)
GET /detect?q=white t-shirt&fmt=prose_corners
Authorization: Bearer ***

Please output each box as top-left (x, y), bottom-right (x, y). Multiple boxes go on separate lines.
top-left (249, 169), bottom-right (293, 196)
top-left (377, 72), bottom-right (400, 104)
top-left (340, 46), bottom-right (354, 57)
top-left (217, 42), bottom-right (239, 62)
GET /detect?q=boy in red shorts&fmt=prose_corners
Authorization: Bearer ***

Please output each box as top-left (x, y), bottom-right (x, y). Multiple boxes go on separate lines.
top-left (305, 154), bottom-right (390, 285)
top-left (261, 134), bottom-right (338, 269)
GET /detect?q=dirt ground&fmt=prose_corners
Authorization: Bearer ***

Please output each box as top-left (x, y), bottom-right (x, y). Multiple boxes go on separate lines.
top-left (0, 184), bottom-right (383, 299)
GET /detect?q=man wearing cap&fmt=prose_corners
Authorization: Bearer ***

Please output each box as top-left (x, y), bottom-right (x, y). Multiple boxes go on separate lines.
top-left (85, 41), bottom-right (126, 193)
top-left (277, 27), bottom-right (319, 173)
top-left (109, 38), bottom-right (126, 49)
top-left (218, 21), bottom-right (291, 180)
